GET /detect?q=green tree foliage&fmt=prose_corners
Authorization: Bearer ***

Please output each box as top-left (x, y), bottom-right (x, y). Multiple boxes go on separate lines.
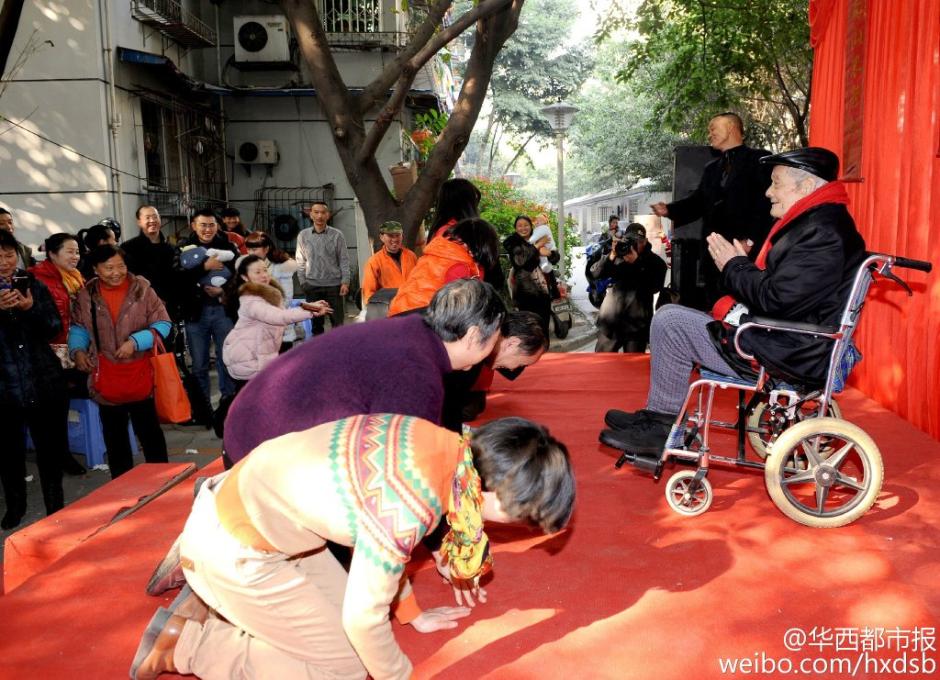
top-left (596, 0), bottom-right (812, 149)
top-left (475, 176), bottom-right (580, 274)
top-left (463, 0), bottom-right (594, 177)
top-left (567, 42), bottom-right (684, 192)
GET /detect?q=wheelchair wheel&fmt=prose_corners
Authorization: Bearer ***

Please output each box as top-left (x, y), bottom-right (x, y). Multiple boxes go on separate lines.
top-left (764, 417), bottom-right (882, 528)
top-left (747, 398), bottom-right (842, 459)
top-left (665, 471), bottom-right (713, 517)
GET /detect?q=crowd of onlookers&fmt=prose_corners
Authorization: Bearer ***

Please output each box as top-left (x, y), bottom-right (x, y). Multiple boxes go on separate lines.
top-left (0, 179), bottom-right (569, 532)
top-left (0, 203), bottom-right (338, 531)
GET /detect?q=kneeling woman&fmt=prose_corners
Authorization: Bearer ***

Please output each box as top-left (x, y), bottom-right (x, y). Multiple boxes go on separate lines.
top-left (69, 245), bottom-right (172, 478)
top-left (131, 415), bottom-right (575, 680)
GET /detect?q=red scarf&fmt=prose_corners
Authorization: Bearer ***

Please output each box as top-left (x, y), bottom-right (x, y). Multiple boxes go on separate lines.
top-left (711, 180), bottom-right (850, 320)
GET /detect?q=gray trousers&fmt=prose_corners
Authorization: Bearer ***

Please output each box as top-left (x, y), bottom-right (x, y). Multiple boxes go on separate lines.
top-left (647, 305), bottom-right (738, 414)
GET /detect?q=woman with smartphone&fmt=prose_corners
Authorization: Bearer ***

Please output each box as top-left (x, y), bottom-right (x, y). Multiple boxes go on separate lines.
top-left (0, 229), bottom-right (68, 529)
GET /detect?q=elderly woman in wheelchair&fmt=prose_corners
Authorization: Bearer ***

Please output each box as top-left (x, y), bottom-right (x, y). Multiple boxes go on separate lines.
top-left (599, 147), bottom-right (931, 527)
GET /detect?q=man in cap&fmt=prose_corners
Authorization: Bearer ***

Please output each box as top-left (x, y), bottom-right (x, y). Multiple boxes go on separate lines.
top-left (360, 220), bottom-right (418, 309)
top-left (601, 147), bottom-right (866, 455)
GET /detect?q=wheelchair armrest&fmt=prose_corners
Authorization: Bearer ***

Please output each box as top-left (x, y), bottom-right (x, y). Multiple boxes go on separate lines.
top-left (732, 318), bottom-right (842, 361)
top-left (747, 316), bottom-right (840, 335)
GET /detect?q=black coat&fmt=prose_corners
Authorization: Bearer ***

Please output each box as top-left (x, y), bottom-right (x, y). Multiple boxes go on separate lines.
top-left (123, 232), bottom-right (177, 317)
top-left (173, 232), bottom-right (239, 323)
top-left (668, 144), bottom-right (775, 254)
top-left (0, 271), bottom-right (66, 407)
top-left (591, 243), bottom-right (668, 343)
top-left (711, 202), bottom-right (866, 387)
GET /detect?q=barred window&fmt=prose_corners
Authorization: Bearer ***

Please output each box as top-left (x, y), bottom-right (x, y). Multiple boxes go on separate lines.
top-left (321, 0), bottom-right (382, 33)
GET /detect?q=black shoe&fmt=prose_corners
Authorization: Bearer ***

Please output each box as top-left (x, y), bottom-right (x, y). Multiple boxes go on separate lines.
top-left (61, 453), bottom-right (87, 476)
top-left (599, 416), bottom-right (676, 454)
top-left (605, 408), bottom-right (672, 430)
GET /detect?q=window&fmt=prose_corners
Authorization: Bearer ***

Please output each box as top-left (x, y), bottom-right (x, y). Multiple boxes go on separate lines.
top-left (320, 0), bottom-right (382, 33)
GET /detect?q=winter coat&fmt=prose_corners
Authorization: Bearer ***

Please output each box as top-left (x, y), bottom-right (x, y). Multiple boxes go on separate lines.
top-left (173, 232), bottom-right (239, 322)
top-left (222, 281), bottom-right (312, 381)
top-left (70, 274), bottom-right (171, 403)
top-left (122, 232), bottom-right (178, 316)
top-left (360, 247), bottom-right (418, 305)
top-left (29, 259), bottom-right (73, 344)
top-left (709, 202), bottom-right (866, 387)
top-left (0, 271), bottom-right (66, 407)
top-left (667, 144), bottom-right (775, 254)
top-left (388, 237), bottom-right (482, 316)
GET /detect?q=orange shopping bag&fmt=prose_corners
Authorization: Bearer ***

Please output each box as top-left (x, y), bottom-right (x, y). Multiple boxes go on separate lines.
top-left (151, 333), bottom-right (192, 424)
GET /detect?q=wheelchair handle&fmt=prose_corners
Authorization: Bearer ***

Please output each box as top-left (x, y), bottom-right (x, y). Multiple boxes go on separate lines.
top-left (891, 255), bottom-right (932, 272)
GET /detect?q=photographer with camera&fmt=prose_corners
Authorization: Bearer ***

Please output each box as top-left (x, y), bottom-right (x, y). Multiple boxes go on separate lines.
top-left (591, 223), bottom-right (667, 353)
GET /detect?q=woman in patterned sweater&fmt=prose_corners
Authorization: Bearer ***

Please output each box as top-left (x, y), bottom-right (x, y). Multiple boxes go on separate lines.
top-left (131, 414), bottom-right (575, 680)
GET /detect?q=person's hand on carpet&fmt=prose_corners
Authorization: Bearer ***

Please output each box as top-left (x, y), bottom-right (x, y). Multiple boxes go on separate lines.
top-left (433, 550), bottom-right (488, 607)
top-left (409, 606), bottom-right (472, 633)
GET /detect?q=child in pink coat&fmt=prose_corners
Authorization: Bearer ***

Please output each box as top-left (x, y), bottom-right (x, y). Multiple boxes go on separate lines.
top-left (222, 255), bottom-right (330, 388)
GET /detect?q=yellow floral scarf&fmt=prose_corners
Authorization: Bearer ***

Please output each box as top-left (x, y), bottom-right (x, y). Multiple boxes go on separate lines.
top-left (58, 265), bottom-right (85, 296)
top-left (440, 442), bottom-right (493, 583)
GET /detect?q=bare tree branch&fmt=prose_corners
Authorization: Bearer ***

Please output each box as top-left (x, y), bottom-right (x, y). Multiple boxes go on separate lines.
top-left (359, 0), bottom-right (512, 114)
top-left (500, 131), bottom-right (537, 176)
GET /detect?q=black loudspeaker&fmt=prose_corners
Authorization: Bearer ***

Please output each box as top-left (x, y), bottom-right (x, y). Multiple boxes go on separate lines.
top-left (671, 238), bottom-right (707, 311)
top-left (669, 145), bottom-right (716, 311)
top-left (671, 145), bottom-right (717, 240)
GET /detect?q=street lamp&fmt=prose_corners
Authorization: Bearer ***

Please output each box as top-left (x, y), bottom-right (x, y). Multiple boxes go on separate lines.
top-left (540, 102), bottom-right (578, 279)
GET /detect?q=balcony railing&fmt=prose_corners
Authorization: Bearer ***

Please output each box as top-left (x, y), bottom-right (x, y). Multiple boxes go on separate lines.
top-left (319, 0), bottom-right (408, 49)
top-left (131, 0), bottom-right (216, 48)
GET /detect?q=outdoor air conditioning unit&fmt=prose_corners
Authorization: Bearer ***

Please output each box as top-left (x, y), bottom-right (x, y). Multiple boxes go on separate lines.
top-left (237, 140), bottom-right (279, 165)
top-left (234, 15), bottom-right (291, 65)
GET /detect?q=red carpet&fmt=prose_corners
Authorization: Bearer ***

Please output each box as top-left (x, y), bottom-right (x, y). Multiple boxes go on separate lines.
top-left (1, 354), bottom-right (938, 679)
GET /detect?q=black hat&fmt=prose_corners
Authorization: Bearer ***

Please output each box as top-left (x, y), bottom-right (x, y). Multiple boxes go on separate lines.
top-left (624, 222), bottom-right (646, 238)
top-left (759, 147), bottom-right (840, 182)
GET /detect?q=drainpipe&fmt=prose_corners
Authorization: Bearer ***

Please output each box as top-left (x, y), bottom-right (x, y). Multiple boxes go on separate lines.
top-left (215, 4), bottom-right (229, 203)
top-left (98, 0), bottom-right (125, 230)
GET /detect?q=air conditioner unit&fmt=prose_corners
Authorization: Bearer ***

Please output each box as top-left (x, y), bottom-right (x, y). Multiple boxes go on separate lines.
top-left (237, 140), bottom-right (279, 165)
top-left (234, 15), bottom-right (291, 64)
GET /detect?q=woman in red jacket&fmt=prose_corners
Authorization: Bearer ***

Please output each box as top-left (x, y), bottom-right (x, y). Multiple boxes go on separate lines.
top-left (388, 217), bottom-right (500, 317)
top-left (29, 233), bottom-right (88, 475)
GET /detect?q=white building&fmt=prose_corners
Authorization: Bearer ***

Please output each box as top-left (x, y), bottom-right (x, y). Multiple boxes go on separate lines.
top-left (564, 183), bottom-right (671, 242)
top-left (0, 0), bottom-right (449, 284)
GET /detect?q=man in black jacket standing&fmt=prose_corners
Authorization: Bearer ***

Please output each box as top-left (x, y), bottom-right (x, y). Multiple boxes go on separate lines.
top-left (123, 205), bottom-right (177, 317)
top-left (602, 147), bottom-right (866, 455)
top-left (592, 223), bottom-right (667, 352)
top-left (651, 113), bottom-right (774, 307)
top-left (174, 208), bottom-right (239, 409)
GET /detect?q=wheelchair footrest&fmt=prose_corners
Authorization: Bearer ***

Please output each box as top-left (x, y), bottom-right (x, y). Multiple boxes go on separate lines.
top-left (615, 452), bottom-right (662, 475)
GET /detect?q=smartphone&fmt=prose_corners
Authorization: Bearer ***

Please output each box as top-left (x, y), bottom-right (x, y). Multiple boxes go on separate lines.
top-left (11, 275), bottom-right (30, 294)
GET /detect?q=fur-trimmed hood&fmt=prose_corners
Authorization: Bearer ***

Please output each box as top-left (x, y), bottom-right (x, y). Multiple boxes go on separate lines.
top-left (238, 279), bottom-right (285, 307)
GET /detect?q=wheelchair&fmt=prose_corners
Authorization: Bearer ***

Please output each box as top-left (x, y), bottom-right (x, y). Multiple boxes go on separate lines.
top-left (612, 252), bottom-right (932, 527)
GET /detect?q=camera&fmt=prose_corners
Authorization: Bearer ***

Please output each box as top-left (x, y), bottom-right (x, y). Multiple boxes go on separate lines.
top-left (614, 233), bottom-right (639, 257)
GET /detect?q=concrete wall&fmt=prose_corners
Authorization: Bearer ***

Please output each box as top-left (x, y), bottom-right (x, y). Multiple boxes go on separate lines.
top-left (0, 0), bottom-right (432, 289)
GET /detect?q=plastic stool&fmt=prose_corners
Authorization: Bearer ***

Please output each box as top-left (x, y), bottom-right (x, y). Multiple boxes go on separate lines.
top-left (289, 299), bottom-right (313, 341)
top-left (69, 398), bottom-right (139, 467)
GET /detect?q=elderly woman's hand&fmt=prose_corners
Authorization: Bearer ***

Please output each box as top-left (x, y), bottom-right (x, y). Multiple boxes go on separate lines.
top-left (409, 606), bottom-right (472, 633)
top-left (433, 550), bottom-right (488, 607)
top-left (0, 289), bottom-right (19, 310)
top-left (114, 339), bottom-right (137, 359)
top-left (74, 350), bottom-right (96, 373)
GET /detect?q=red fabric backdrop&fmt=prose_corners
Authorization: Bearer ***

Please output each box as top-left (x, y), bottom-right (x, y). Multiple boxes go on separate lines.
top-left (808, 0), bottom-right (940, 440)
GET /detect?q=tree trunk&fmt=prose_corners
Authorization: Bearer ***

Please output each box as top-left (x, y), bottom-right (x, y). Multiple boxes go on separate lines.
top-left (0, 0), bottom-right (26, 78)
top-left (281, 0), bottom-right (524, 248)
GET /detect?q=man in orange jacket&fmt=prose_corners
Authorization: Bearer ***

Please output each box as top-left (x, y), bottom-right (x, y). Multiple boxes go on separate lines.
top-left (360, 220), bottom-right (417, 307)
